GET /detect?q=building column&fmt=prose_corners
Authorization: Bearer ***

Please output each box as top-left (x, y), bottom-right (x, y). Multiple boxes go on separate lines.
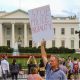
top-left (12, 23), bottom-right (15, 48)
top-left (24, 23), bottom-right (28, 47)
top-left (0, 23), bottom-right (3, 46)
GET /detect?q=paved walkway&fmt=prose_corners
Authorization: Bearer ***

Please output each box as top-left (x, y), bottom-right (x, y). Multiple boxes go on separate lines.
top-left (1, 73), bottom-right (80, 80)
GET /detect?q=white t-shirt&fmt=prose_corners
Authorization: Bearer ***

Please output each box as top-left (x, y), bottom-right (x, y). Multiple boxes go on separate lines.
top-left (1, 59), bottom-right (9, 74)
top-left (0, 65), bottom-right (2, 77)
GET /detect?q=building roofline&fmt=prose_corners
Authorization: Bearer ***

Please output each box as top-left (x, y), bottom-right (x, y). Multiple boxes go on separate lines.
top-left (0, 9), bottom-right (28, 18)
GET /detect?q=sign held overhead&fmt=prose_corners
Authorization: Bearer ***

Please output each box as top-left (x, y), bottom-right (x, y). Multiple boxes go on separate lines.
top-left (28, 5), bottom-right (54, 43)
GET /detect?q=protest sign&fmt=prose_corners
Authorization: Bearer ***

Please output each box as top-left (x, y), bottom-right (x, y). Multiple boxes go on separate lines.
top-left (28, 5), bottom-right (54, 43)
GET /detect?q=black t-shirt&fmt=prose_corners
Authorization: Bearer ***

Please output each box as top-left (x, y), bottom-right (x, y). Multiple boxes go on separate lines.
top-left (39, 63), bottom-right (45, 77)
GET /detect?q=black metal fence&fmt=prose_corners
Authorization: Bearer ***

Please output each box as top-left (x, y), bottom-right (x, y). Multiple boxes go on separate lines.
top-left (18, 69), bottom-right (28, 79)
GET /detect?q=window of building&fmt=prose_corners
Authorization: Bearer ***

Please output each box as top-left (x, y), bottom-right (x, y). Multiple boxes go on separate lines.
top-left (18, 28), bottom-right (22, 35)
top-left (61, 40), bottom-right (65, 47)
top-left (7, 40), bottom-right (10, 47)
top-left (54, 28), bottom-right (55, 34)
top-left (52, 40), bottom-right (55, 47)
top-left (71, 40), bottom-right (74, 49)
top-left (29, 40), bottom-right (32, 47)
top-left (29, 27), bottom-right (31, 34)
top-left (61, 28), bottom-right (65, 35)
top-left (27, 23), bottom-right (31, 34)
top-left (71, 28), bottom-right (74, 35)
top-left (7, 28), bottom-right (10, 35)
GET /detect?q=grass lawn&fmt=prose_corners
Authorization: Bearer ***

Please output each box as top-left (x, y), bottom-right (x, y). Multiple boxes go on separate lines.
top-left (8, 57), bottom-right (41, 69)
top-left (54, 53), bottom-right (80, 59)
top-left (8, 53), bottom-right (80, 69)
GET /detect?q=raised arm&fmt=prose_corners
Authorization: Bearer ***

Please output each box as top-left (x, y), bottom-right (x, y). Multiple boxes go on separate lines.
top-left (41, 41), bottom-right (48, 66)
top-left (32, 56), bottom-right (37, 64)
top-left (27, 56), bottom-right (32, 64)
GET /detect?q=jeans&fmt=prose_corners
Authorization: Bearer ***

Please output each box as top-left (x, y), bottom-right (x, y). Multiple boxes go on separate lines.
top-left (11, 73), bottom-right (18, 80)
top-left (2, 70), bottom-right (8, 80)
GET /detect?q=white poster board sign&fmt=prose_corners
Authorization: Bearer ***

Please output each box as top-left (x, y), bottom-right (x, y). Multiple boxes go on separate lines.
top-left (28, 5), bottom-right (54, 43)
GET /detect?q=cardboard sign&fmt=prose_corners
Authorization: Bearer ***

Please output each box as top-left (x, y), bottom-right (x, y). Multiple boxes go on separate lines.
top-left (28, 5), bottom-right (54, 43)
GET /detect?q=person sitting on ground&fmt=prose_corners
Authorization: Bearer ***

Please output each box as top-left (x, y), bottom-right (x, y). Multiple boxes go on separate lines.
top-left (41, 40), bottom-right (67, 80)
top-left (27, 66), bottom-right (44, 80)
top-left (27, 56), bottom-right (37, 74)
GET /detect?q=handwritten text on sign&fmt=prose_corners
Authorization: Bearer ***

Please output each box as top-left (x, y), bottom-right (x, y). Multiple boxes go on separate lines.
top-left (28, 5), bottom-right (54, 43)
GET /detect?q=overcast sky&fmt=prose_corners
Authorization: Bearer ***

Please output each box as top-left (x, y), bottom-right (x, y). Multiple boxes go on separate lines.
top-left (0, 0), bottom-right (80, 16)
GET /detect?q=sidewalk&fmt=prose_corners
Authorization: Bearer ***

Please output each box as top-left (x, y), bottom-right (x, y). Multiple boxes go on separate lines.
top-left (2, 73), bottom-right (80, 80)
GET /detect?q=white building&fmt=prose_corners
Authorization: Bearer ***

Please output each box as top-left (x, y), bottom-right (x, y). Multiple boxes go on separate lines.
top-left (0, 9), bottom-right (79, 49)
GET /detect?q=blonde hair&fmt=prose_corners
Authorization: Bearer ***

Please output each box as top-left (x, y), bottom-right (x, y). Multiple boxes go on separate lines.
top-left (30, 67), bottom-right (38, 74)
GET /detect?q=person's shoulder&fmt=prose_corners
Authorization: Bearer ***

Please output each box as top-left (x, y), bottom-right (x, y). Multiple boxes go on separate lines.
top-left (27, 74), bottom-right (32, 79)
top-left (35, 74), bottom-right (43, 80)
top-left (1, 59), bottom-right (6, 62)
top-left (58, 69), bottom-right (66, 75)
top-left (46, 62), bottom-right (50, 67)
top-left (58, 69), bottom-right (64, 73)
top-left (15, 64), bottom-right (19, 67)
top-left (28, 74), bottom-right (32, 76)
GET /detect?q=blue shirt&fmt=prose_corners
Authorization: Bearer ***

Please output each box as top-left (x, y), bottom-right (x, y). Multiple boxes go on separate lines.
top-left (46, 63), bottom-right (67, 80)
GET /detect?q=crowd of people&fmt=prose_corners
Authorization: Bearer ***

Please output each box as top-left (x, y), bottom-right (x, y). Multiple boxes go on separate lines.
top-left (0, 41), bottom-right (80, 80)
top-left (27, 41), bottom-right (80, 80)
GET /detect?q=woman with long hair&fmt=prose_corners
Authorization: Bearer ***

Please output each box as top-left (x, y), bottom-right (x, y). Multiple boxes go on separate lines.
top-left (27, 66), bottom-right (44, 80)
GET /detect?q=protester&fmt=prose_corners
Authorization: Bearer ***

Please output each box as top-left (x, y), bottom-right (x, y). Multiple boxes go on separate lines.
top-left (1, 56), bottom-right (10, 80)
top-left (27, 56), bottom-right (37, 74)
top-left (67, 56), bottom-right (73, 73)
top-left (27, 66), bottom-right (43, 80)
top-left (10, 59), bottom-right (19, 80)
top-left (67, 65), bottom-right (73, 79)
top-left (59, 60), bottom-right (68, 74)
top-left (61, 57), bottom-right (66, 66)
top-left (69, 74), bottom-right (74, 80)
top-left (67, 58), bottom-right (73, 79)
top-left (39, 59), bottom-right (45, 78)
top-left (41, 40), bottom-right (67, 80)
top-left (73, 57), bottom-right (79, 80)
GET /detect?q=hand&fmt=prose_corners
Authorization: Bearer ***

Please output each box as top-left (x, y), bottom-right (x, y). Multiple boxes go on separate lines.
top-left (30, 56), bottom-right (32, 58)
top-left (32, 56), bottom-right (35, 58)
top-left (41, 40), bottom-right (46, 46)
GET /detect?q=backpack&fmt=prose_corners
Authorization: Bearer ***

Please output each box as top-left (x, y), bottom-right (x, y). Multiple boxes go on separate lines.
top-left (73, 62), bottom-right (79, 73)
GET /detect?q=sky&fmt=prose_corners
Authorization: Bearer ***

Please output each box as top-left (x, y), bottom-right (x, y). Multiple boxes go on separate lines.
top-left (0, 0), bottom-right (80, 16)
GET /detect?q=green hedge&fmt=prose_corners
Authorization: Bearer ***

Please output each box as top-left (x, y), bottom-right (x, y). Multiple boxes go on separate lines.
top-left (46, 47), bottom-right (75, 53)
top-left (0, 46), bottom-right (75, 53)
top-left (19, 47), bottom-right (40, 53)
top-left (19, 47), bottom-right (75, 54)
top-left (0, 46), bottom-right (13, 53)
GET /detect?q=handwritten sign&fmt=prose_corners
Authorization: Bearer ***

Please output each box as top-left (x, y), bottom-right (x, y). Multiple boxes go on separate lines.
top-left (28, 5), bottom-right (54, 43)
